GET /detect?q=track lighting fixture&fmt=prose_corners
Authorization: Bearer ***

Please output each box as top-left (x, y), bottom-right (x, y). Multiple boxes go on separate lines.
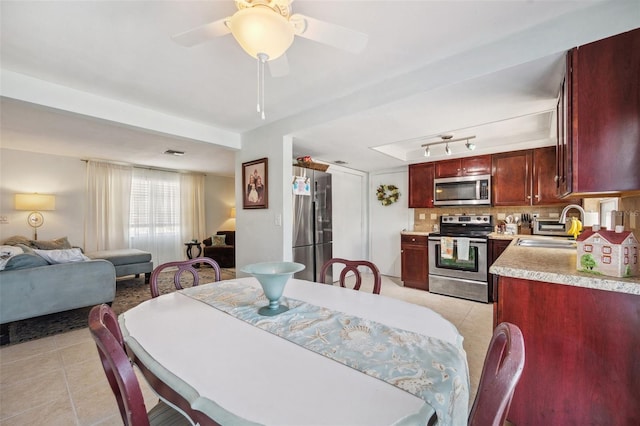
top-left (420, 135), bottom-right (476, 157)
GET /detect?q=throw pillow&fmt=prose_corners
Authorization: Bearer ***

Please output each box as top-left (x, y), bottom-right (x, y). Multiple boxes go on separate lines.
top-left (31, 237), bottom-right (73, 250)
top-left (16, 243), bottom-right (35, 254)
top-left (0, 245), bottom-right (25, 271)
top-left (2, 253), bottom-right (49, 271)
top-left (33, 248), bottom-right (89, 264)
top-left (1, 235), bottom-right (33, 247)
top-left (211, 235), bottom-right (227, 246)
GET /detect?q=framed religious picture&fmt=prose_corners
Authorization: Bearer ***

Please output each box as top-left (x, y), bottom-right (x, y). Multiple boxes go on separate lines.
top-left (242, 157), bottom-right (268, 209)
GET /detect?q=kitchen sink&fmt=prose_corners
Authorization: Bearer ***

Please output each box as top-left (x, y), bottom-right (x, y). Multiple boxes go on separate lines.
top-left (516, 238), bottom-right (577, 249)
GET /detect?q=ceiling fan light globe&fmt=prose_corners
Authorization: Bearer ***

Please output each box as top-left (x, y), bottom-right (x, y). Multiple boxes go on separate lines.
top-left (229, 6), bottom-right (294, 60)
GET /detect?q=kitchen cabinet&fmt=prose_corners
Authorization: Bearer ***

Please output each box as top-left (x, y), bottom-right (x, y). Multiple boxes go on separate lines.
top-left (492, 147), bottom-right (567, 206)
top-left (400, 234), bottom-right (428, 290)
top-left (494, 275), bottom-right (640, 425)
top-left (434, 154), bottom-right (491, 178)
top-left (560, 28), bottom-right (640, 195)
top-left (408, 162), bottom-right (434, 208)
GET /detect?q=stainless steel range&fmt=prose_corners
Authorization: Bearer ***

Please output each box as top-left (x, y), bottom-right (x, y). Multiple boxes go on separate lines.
top-left (428, 215), bottom-right (494, 303)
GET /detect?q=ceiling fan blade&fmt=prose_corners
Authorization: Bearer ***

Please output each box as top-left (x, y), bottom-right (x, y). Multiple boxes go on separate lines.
top-left (268, 54), bottom-right (290, 77)
top-left (291, 14), bottom-right (368, 54)
top-left (172, 18), bottom-right (231, 47)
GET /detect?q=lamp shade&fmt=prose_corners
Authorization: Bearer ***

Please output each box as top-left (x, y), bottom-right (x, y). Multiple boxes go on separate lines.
top-left (15, 193), bottom-right (56, 211)
top-left (230, 207), bottom-right (236, 218)
top-left (229, 6), bottom-right (294, 59)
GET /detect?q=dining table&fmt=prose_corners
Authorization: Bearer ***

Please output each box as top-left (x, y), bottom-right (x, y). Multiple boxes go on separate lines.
top-left (119, 277), bottom-right (470, 426)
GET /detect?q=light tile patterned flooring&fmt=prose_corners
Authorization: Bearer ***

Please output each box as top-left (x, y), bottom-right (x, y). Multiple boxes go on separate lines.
top-left (0, 275), bottom-right (493, 425)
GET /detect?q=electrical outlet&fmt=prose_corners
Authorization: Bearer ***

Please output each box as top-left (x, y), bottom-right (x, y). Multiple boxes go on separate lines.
top-left (532, 213), bottom-right (539, 218)
top-left (430, 213), bottom-right (437, 220)
top-left (0, 216), bottom-right (8, 224)
top-left (497, 213), bottom-right (506, 220)
top-left (419, 213), bottom-right (425, 220)
top-left (549, 212), bottom-right (559, 218)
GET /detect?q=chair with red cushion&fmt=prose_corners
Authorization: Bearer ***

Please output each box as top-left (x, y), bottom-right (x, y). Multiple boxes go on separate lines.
top-left (150, 257), bottom-right (221, 298)
top-left (88, 304), bottom-right (191, 426)
top-left (319, 258), bottom-right (382, 294)
top-left (468, 322), bottom-right (526, 426)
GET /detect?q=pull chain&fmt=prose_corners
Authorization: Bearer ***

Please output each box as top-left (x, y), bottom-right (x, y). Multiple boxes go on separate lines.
top-left (256, 53), bottom-right (268, 120)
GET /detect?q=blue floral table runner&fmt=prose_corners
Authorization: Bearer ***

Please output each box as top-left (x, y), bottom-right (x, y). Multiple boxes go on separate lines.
top-left (181, 281), bottom-right (469, 425)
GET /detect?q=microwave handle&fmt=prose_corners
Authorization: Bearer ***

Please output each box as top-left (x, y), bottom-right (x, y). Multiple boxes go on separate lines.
top-left (476, 180), bottom-right (481, 200)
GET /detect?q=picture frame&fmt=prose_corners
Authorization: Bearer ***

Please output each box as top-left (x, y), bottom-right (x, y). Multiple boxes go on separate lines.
top-left (242, 157), bottom-right (268, 209)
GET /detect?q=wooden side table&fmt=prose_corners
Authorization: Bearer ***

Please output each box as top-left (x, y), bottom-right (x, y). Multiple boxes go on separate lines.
top-left (184, 241), bottom-right (202, 260)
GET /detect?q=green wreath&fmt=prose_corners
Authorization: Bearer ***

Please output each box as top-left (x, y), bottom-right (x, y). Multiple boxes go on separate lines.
top-left (376, 184), bottom-right (400, 206)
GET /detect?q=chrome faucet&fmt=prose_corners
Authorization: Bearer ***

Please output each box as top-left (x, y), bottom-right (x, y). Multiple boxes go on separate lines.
top-left (559, 204), bottom-right (586, 224)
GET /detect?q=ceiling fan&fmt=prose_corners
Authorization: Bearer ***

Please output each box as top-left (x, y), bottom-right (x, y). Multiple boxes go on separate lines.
top-left (172, 0), bottom-right (368, 119)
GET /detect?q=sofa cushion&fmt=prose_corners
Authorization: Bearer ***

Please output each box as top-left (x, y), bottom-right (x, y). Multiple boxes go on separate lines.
top-left (31, 237), bottom-right (73, 250)
top-left (86, 249), bottom-right (151, 266)
top-left (34, 248), bottom-right (90, 264)
top-left (2, 253), bottom-right (49, 270)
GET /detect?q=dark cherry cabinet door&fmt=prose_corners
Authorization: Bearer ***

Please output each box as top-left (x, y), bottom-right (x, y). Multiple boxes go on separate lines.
top-left (495, 277), bottom-right (640, 425)
top-left (461, 155), bottom-right (492, 176)
top-left (492, 150), bottom-right (532, 206)
top-left (435, 158), bottom-right (463, 178)
top-left (400, 235), bottom-right (428, 290)
top-left (571, 28), bottom-right (640, 193)
top-left (532, 146), bottom-right (565, 205)
top-left (435, 155), bottom-right (491, 178)
top-left (408, 163), bottom-right (434, 208)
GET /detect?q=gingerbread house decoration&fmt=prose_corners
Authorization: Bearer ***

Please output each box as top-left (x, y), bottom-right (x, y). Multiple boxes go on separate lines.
top-left (576, 229), bottom-right (638, 277)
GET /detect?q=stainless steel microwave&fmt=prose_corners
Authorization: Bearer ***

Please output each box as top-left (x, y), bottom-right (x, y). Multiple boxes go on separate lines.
top-left (433, 174), bottom-right (491, 206)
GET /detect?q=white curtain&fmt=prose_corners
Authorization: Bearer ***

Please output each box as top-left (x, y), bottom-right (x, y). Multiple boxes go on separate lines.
top-left (85, 161), bottom-right (133, 252)
top-left (129, 168), bottom-right (182, 265)
top-left (180, 173), bottom-right (206, 243)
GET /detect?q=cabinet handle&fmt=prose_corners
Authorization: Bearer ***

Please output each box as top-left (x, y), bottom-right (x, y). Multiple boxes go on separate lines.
top-left (535, 194), bottom-right (540, 199)
top-left (527, 195), bottom-right (531, 199)
top-left (411, 238), bottom-right (416, 242)
top-left (554, 175), bottom-right (559, 182)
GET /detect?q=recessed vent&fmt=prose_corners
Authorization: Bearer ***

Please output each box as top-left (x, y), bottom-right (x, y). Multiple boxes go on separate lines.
top-left (333, 160), bottom-right (348, 165)
top-left (164, 149), bottom-right (185, 156)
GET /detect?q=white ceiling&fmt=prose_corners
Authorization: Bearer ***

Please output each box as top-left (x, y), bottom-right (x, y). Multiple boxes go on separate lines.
top-left (1, 1), bottom-right (638, 176)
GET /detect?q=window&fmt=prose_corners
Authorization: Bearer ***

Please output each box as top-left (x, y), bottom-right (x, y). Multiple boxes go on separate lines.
top-left (129, 168), bottom-right (182, 264)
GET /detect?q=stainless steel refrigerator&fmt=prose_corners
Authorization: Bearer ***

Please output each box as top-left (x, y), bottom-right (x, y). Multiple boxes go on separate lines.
top-left (292, 166), bottom-right (332, 283)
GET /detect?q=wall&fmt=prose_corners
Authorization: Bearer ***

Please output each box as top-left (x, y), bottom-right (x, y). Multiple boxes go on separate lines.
top-left (370, 168), bottom-right (412, 276)
top-left (0, 148), bottom-right (234, 248)
top-left (0, 149), bottom-right (86, 245)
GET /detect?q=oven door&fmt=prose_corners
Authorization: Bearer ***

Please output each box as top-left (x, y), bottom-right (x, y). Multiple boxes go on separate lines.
top-left (428, 237), bottom-right (487, 282)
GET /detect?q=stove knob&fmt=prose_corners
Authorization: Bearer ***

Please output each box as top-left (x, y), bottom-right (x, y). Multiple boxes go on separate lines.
top-left (483, 217), bottom-right (488, 221)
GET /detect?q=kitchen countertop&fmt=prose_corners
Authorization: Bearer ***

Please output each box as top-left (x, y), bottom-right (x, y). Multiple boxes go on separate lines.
top-left (490, 237), bottom-right (640, 296)
top-left (401, 231), bottom-right (431, 236)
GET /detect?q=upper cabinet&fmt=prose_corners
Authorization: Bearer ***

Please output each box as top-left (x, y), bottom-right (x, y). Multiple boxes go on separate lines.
top-left (434, 155), bottom-right (491, 178)
top-left (493, 147), bottom-right (567, 206)
top-left (560, 28), bottom-right (640, 195)
top-left (408, 162), bottom-right (434, 208)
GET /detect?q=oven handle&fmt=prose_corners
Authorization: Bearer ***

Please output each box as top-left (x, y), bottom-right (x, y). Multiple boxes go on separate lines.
top-left (428, 236), bottom-right (488, 244)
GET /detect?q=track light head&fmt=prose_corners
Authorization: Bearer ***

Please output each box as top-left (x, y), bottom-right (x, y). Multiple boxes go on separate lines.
top-left (465, 140), bottom-right (476, 151)
top-left (445, 143), bottom-right (452, 155)
top-left (424, 146), bottom-right (430, 157)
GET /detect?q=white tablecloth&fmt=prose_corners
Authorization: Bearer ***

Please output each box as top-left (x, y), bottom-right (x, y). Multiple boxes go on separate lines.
top-left (120, 277), bottom-right (467, 426)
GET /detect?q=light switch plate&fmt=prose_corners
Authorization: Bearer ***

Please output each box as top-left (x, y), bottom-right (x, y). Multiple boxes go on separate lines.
top-left (430, 213), bottom-right (437, 220)
top-left (419, 213), bottom-right (425, 220)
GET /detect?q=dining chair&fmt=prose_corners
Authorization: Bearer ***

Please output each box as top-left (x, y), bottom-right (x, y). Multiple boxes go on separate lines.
top-left (88, 304), bottom-right (191, 426)
top-left (150, 257), bottom-right (221, 298)
top-left (319, 258), bottom-right (382, 294)
top-left (468, 322), bottom-right (525, 426)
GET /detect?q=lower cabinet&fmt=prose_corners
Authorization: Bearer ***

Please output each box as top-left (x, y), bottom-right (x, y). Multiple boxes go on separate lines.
top-left (495, 276), bottom-right (640, 425)
top-left (487, 238), bottom-right (512, 307)
top-left (400, 234), bottom-right (429, 290)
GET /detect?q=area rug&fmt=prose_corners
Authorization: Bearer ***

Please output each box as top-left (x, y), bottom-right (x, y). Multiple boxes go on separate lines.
top-left (5, 267), bottom-right (235, 345)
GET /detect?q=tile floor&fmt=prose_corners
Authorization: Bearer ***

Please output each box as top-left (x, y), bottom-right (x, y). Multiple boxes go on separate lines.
top-left (0, 275), bottom-right (493, 425)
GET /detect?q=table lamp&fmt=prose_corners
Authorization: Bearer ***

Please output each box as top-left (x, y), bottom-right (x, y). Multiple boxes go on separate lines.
top-left (15, 193), bottom-right (56, 240)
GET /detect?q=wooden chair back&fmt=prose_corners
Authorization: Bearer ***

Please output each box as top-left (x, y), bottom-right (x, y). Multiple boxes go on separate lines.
top-left (468, 322), bottom-right (525, 426)
top-left (319, 258), bottom-right (382, 294)
top-left (150, 257), bottom-right (221, 298)
top-left (89, 304), bottom-right (150, 426)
